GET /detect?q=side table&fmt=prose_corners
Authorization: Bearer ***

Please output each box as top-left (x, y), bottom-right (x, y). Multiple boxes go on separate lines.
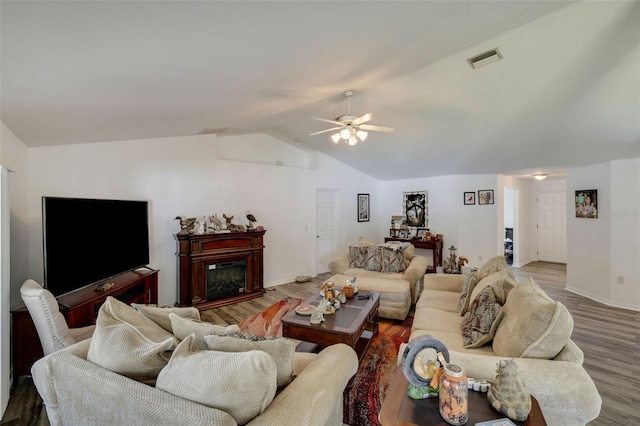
top-left (379, 367), bottom-right (547, 426)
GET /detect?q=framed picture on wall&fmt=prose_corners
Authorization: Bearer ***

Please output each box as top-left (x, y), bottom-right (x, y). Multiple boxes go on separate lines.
top-left (358, 193), bottom-right (370, 222)
top-left (478, 189), bottom-right (494, 205)
top-left (403, 190), bottom-right (428, 228)
top-left (464, 192), bottom-right (475, 205)
top-left (575, 189), bottom-right (598, 218)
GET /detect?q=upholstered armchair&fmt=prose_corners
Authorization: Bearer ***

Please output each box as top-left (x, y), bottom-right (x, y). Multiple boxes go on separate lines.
top-left (20, 279), bottom-right (96, 356)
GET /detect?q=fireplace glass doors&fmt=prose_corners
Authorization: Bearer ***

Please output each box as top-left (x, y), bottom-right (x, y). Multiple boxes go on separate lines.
top-left (206, 260), bottom-right (247, 300)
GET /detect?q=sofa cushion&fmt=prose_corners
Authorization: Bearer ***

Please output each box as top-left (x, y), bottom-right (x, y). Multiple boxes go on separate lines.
top-left (364, 246), bottom-right (383, 272)
top-left (458, 274), bottom-right (479, 315)
top-left (409, 329), bottom-right (496, 357)
top-left (469, 269), bottom-right (517, 305)
top-left (87, 297), bottom-right (178, 381)
top-left (417, 289), bottom-right (461, 313)
top-left (404, 244), bottom-right (415, 261)
top-left (157, 335), bottom-right (277, 425)
top-left (476, 256), bottom-right (514, 282)
top-left (493, 277), bottom-right (574, 359)
top-left (204, 335), bottom-right (296, 387)
top-left (170, 313), bottom-right (242, 349)
top-left (381, 248), bottom-right (407, 273)
top-left (349, 246), bottom-right (369, 269)
top-left (413, 306), bottom-right (462, 334)
top-left (461, 287), bottom-right (503, 349)
top-left (131, 304), bottom-right (201, 333)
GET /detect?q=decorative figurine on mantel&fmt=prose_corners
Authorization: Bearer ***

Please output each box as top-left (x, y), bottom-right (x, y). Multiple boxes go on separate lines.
top-left (246, 211), bottom-right (258, 230)
top-left (223, 214), bottom-right (246, 232)
top-left (175, 216), bottom-right (197, 234)
top-left (208, 214), bottom-right (223, 232)
top-left (443, 245), bottom-right (461, 274)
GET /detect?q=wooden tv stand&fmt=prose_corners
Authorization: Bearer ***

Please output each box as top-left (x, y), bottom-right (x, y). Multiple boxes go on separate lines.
top-left (11, 268), bottom-right (158, 379)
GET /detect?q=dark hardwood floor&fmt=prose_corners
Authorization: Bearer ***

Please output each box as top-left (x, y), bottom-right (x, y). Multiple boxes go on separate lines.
top-left (2, 262), bottom-right (638, 425)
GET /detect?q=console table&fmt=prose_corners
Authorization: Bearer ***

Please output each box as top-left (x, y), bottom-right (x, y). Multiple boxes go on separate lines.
top-left (11, 268), bottom-right (158, 378)
top-left (385, 237), bottom-right (443, 273)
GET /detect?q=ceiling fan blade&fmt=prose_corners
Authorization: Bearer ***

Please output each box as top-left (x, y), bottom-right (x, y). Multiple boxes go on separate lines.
top-left (352, 113), bottom-right (376, 126)
top-left (309, 127), bottom-right (343, 136)
top-left (359, 124), bottom-right (395, 133)
top-left (313, 117), bottom-right (343, 126)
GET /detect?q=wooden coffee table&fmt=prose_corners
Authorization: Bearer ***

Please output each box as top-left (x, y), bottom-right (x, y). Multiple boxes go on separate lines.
top-left (281, 291), bottom-right (380, 360)
top-left (379, 367), bottom-right (547, 426)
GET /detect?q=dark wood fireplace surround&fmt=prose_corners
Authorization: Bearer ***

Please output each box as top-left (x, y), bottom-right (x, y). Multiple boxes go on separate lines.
top-left (175, 230), bottom-right (266, 310)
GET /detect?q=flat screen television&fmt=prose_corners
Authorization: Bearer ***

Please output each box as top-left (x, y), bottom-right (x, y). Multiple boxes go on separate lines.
top-left (42, 196), bottom-right (150, 297)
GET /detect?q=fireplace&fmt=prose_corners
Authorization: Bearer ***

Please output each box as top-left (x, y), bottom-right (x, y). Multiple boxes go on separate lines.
top-left (175, 230), bottom-right (265, 310)
top-left (206, 260), bottom-right (246, 300)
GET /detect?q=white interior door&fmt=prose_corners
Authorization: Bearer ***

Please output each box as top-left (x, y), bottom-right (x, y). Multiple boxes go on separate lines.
top-left (316, 190), bottom-right (338, 274)
top-left (537, 191), bottom-right (567, 263)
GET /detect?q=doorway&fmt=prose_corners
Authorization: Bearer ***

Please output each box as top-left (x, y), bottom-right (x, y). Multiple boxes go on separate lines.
top-left (315, 189), bottom-right (339, 274)
top-left (503, 187), bottom-right (518, 266)
top-left (537, 192), bottom-right (567, 263)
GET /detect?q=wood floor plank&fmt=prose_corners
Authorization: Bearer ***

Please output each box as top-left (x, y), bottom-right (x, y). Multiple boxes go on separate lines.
top-left (3, 264), bottom-right (637, 425)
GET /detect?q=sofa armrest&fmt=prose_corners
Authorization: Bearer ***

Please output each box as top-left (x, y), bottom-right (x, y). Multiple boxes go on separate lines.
top-left (403, 255), bottom-right (428, 303)
top-left (248, 343), bottom-right (358, 425)
top-left (423, 273), bottom-right (466, 293)
top-left (32, 350), bottom-right (237, 426)
top-left (449, 350), bottom-right (601, 425)
top-left (328, 252), bottom-right (350, 275)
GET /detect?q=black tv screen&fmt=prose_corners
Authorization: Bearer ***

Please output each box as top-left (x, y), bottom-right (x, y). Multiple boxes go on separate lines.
top-left (42, 197), bottom-right (150, 297)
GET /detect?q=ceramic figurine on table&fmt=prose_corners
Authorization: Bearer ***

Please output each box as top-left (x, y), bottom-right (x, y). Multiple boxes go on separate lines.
top-left (310, 299), bottom-right (327, 324)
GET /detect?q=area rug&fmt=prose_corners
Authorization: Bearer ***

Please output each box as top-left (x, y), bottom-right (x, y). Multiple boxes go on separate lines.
top-left (344, 316), bottom-right (413, 426)
top-left (238, 297), bottom-right (304, 337)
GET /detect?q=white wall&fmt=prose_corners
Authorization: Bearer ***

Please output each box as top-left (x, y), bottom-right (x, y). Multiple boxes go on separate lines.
top-left (567, 159), bottom-right (640, 311)
top-left (26, 133), bottom-right (380, 305)
top-left (380, 175), bottom-right (501, 269)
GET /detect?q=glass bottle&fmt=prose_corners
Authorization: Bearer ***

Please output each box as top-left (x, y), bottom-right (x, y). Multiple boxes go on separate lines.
top-left (439, 363), bottom-right (468, 425)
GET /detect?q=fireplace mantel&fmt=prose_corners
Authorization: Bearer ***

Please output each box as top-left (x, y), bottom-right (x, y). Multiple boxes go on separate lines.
top-left (175, 230), bottom-right (266, 310)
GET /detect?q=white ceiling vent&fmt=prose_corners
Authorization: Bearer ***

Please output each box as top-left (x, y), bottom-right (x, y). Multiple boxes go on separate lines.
top-left (467, 48), bottom-right (503, 69)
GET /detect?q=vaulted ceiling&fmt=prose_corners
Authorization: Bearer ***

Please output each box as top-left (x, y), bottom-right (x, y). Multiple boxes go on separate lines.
top-left (1, 1), bottom-right (638, 180)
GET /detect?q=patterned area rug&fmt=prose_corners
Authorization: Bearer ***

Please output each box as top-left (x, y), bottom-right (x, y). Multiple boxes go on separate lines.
top-left (238, 297), bottom-right (304, 337)
top-left (230, 297), bottom-right (412, 425)
top-left (344, 316), bottom-right (413, 426)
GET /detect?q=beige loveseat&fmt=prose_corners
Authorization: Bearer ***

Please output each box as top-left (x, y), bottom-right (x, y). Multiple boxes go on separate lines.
top-left (408, 256), bottom-right (601, 426)
top-left (329, 239), bottom-right (428, 320)
top-left (31, 298), bottom-right (358, 426)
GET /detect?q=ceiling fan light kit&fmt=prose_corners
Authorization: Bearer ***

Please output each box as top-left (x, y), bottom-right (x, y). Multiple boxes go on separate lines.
top-left (310, 90), bottom-right (394, 146)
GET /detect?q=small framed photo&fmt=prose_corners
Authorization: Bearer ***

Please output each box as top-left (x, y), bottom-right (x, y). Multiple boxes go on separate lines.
top-left (357, 193), bottom-right (370, 222)
top-left (464, 192), bottom-right (475, 205)
top-left (575, 189), bottom-right (598, 218)
top-left (416, 228), bottom-right (429, 238)
top-left (390, 229), bottom-right (400, 238)
top-left (399, 229), bottom-right (409, 239)
top-left (478, 190), bottom-right (494, 205)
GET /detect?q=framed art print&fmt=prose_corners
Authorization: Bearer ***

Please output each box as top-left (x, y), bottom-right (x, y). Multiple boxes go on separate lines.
top-left (575, 189), bottom-right (598, 218)
top-left (403, 190), bottom-right (428, 228)
top-left (478, 190), bottom-right (494, 205)
top-left (358, 193), bottom-right (370, 222)
top-left (464, 192), bottom-right (475, 205)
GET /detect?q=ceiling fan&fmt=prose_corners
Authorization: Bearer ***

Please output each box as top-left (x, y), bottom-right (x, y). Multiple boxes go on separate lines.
top-left (309, 90), bottom-right (394, 145)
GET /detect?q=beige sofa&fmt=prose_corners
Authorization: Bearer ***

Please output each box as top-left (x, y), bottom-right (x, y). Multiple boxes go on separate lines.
top-left (408, 257), bottom-right (601, 426)
top-left (329, 240), bottom-right (428, 320)
top-left (31, 298), bottom-right (358, 426)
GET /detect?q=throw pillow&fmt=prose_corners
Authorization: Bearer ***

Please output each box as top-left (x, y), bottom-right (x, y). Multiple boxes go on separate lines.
top-left (458, 274), bottom-right (479, 316)
top-left (461, 287), bottom-right (503, 349)
top-left (364, 246), bottom-right (383, 272)
top-left (157, 335), bottom-right (277, 425)
top-left (170, 313), bottom-right (242, 349)
top-left (469, 269), bottom-right (517, 305)
top-left (131, 304), bottom-right (201, 333)
top-left (349, 246), bottom-right (368, 269)
top-left (204, 335), bottom-right (297, 388)
top-left (87, 297), bottom-right (178, 381)
top-left (381, 248), bottom-right (407, 273)
top-left (493, 277), bottom-right (574, 359)
top-left (476, 256), bottom-right (514, 282)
